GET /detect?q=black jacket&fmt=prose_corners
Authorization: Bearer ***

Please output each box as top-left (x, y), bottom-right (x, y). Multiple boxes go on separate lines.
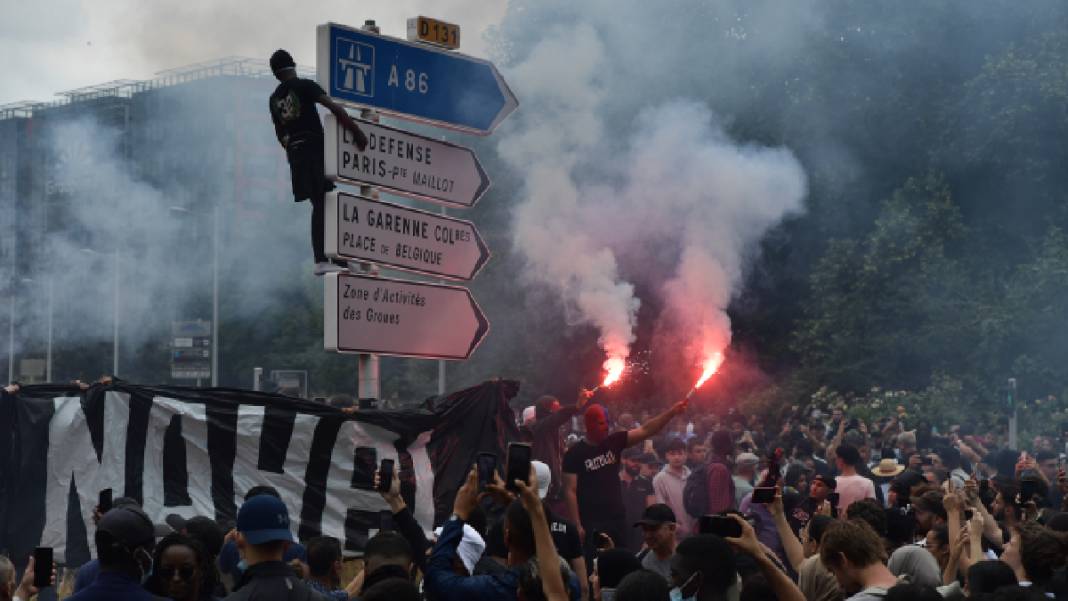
top-left (223, 561), bottom-right (328, 601)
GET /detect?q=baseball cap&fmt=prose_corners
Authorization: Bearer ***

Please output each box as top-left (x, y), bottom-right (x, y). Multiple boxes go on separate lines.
top-left (532, 460), bottom-right (551, 499)
top-left (236, 495), bottom-right (295, 545)
top-left (736, 452), bottom-right (760, 467)
top-left (97, 506), bottom-right (157, 550)
top-left (633, 503), bottom-right (676, 527)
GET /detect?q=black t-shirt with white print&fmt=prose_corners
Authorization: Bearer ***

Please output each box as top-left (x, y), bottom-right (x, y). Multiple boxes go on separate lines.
top-left (562, 431), bottom-right (628, 522)
top-left (269, 78), bottom-right (326, 147)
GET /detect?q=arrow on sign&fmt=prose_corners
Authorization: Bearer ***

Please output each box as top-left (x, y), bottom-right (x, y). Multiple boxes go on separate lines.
top-left (324, 273), bottom-right (489, 360)
top-left (316, 22), bottom-right (518, 135)
top-left (324, 191), bottom-right (490, 281)
top-left (324, 114), bottom-right (490, 208)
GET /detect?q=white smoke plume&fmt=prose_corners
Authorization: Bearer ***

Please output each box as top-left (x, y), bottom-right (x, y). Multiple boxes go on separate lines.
top-left (499, 25), bottom-right (807, 386)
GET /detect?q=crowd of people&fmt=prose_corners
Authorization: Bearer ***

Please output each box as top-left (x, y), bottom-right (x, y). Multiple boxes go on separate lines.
top-left (3, 382), bottom-right (1068, 601)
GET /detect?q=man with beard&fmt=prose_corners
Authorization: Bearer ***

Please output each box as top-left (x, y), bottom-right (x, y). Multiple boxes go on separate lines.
top-left (619, 448), bottom-right (656, 551)
top-left (563, 400), bottom-right (687, 559)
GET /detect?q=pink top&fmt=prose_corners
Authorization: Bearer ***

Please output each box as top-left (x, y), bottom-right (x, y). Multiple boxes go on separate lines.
top-left (835, 474), bottom-right (876, 512)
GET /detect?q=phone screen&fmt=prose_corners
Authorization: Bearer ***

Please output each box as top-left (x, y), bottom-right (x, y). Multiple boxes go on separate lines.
top-left (752, 487), bottom-right (776, 504)
top-left (352, 447), bottom-right (378, 490)
top-left (33, 547), bottom-right (52, 588)
top-left (99, 488), bottom-right (113, 513)
top-left (377, 459), bottom-right (395, 493)
top-left (506, 443), bottom-right (532, 492)
top-left (1019, 480), bottom-right (1038, 505)
top-left (477, 452), bottom-right (497, 489)
top-left (828, 492), bottom-right (841, 516)
top-left (698, 515), bottom-right (742, 538)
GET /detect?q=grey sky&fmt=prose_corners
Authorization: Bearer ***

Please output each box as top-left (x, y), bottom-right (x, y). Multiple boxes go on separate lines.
top-left (1, 0), bottom-right (506, 105)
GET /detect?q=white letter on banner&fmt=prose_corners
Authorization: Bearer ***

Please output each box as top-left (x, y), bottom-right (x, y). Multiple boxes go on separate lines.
top-left (42, 392), bottom-right (131, 561)
top-left (141, 398), bottom-right (214, 524)
top-left (320, 420), bottom-right (393, 539)
top-left (232, 405), bottom-right (317, 532)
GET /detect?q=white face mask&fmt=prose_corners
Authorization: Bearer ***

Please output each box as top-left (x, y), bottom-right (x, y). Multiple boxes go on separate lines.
top-left (670, 571), bottom-right (699, 601)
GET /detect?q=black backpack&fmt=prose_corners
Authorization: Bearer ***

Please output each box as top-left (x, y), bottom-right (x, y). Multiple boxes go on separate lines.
top-left (683, 463), bottom-right (710, 518)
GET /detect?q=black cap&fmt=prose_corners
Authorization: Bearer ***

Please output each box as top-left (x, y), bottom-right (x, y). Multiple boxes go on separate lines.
top-left (812, 474), bottom-right (837, 490)
top-left (634, 503), bottom-right (676, 527)
top-left (97, 506), bottom-right (156, 550)
top-left (269, 49), bottom-right (296, 73)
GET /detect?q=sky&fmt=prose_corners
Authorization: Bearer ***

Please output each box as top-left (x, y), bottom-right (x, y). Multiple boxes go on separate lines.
top-left (0, 0), bottom-right (507, 106)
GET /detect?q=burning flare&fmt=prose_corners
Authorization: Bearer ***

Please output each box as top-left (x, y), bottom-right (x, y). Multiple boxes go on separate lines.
top-left (601, 356), bottom-right (626, 388)
top-left (694, 352), bottom-right (725, 389)
top-left (687, 351), bottom-right (725, 398)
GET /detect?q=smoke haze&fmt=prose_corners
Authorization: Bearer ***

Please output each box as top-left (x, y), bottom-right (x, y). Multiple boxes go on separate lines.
top-left (498, 20), bottom-right (807, 385)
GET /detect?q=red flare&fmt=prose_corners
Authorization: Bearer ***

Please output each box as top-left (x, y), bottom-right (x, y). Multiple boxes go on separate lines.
top-left (602, 356), bottom-right (626, 388)
top-left (693, 352), bottom-right (725, 390)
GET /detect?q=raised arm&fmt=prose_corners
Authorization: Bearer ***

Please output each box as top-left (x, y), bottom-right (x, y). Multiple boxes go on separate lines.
top-left (517, 472), bottom-right (568, 601)
top-left (725, 514), bottom-right (806, 601)
top-left (317, 95), bottom-right (367, 151)
top-left (626, 400), bottom-right (687, 447)
top-left (767, 487), bottom-right (805, 571)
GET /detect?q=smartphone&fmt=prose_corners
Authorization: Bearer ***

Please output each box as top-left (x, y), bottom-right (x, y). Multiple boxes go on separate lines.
top-left (698, 514), bottom-right (742, 538)
top-left (593, 531), bottom-right (611, 550)
top-left (964, 509), bottom-right (974, 520)
top-left (505, 443), bottom-right (532, 492)
top-left (824, 493), bottom-right (841, 516)
top-left (33, 547), bottom-right (52, 588)
top-left (979, 479), bottom-right (990, 495)
top-left (477, 452), bottom-right (497, 489)
top-left (98, 488), bottom-right (113, 513)
top-left (1019, 479), bottom-right (1038, 505)
top-left (377, 459), bottom-right (395, 493)
top-left (752, 487), bottom-right (776, 504)
top-left (352, 447), bottom-right (377, 490)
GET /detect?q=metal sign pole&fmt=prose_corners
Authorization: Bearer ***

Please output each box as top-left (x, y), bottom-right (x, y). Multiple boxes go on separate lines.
top-left (357, 103), bottom-right (381, 403)
top-left (211, 204), bottom-right (219, 387)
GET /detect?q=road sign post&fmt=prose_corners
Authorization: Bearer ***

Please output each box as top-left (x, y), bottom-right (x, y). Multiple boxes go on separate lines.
top-left (316, 22), bottom-right (517, 135)
top-left (324, 114), bottom-right (490, 207)
top-left (324, 191), bottom-right (490, 280)
top-left (325, 272), bottom-right (488, 360)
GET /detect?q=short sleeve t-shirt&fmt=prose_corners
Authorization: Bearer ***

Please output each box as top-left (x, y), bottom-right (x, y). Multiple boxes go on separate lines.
top-left (562, 431), bottom-right (628, 521)
top-left (269, 78), bottom-right (327, 144)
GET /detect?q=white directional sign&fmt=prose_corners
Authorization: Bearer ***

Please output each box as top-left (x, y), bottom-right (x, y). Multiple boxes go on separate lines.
top-left (325, 273), bottom-right (489, 360)
top-left (324, 114), bottom-right (490, 208)
top-left (325, 191), bottom-right (490, 281)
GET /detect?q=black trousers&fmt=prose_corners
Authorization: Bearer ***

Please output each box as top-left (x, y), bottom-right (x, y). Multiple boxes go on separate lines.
top-left (287, 136), bottom-right (335, 263)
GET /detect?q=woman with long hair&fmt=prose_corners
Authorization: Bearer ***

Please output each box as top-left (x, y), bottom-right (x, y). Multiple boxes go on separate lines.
top-left (144, 533), bottom-right (219, 601)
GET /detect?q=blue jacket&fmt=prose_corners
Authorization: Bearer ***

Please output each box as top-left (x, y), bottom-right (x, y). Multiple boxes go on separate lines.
top-left (425, 517), bottom-right (580, 601)
top-left (425, 517), bottom-right (519, 601)
top-left (66, 570), bottom-right (160, 601)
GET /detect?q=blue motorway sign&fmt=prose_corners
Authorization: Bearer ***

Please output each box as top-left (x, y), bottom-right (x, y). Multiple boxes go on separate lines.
top-left (316, 22), bottom-right (518, 135)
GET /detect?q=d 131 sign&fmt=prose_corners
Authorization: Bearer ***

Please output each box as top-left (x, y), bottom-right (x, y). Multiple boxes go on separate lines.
top-left (325, 191), bottom-right (490, 281)
top-left (325, 273), bottom-right (489, 360)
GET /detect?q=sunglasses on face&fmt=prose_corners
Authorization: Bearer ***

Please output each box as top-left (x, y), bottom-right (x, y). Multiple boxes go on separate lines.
top-left (158, 565), bottom-right (196, 581)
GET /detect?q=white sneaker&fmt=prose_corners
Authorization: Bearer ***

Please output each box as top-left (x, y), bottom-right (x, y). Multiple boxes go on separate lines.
top-left (314, 262), bottom-right (346, 275)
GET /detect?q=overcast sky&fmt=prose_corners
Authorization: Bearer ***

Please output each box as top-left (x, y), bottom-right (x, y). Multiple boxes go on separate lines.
top-left (1, 0), bottom-right (507, 106)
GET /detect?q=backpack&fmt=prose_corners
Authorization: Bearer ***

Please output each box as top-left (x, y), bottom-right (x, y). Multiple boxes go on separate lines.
top-left (683, 463), bottom-right (710, 518)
